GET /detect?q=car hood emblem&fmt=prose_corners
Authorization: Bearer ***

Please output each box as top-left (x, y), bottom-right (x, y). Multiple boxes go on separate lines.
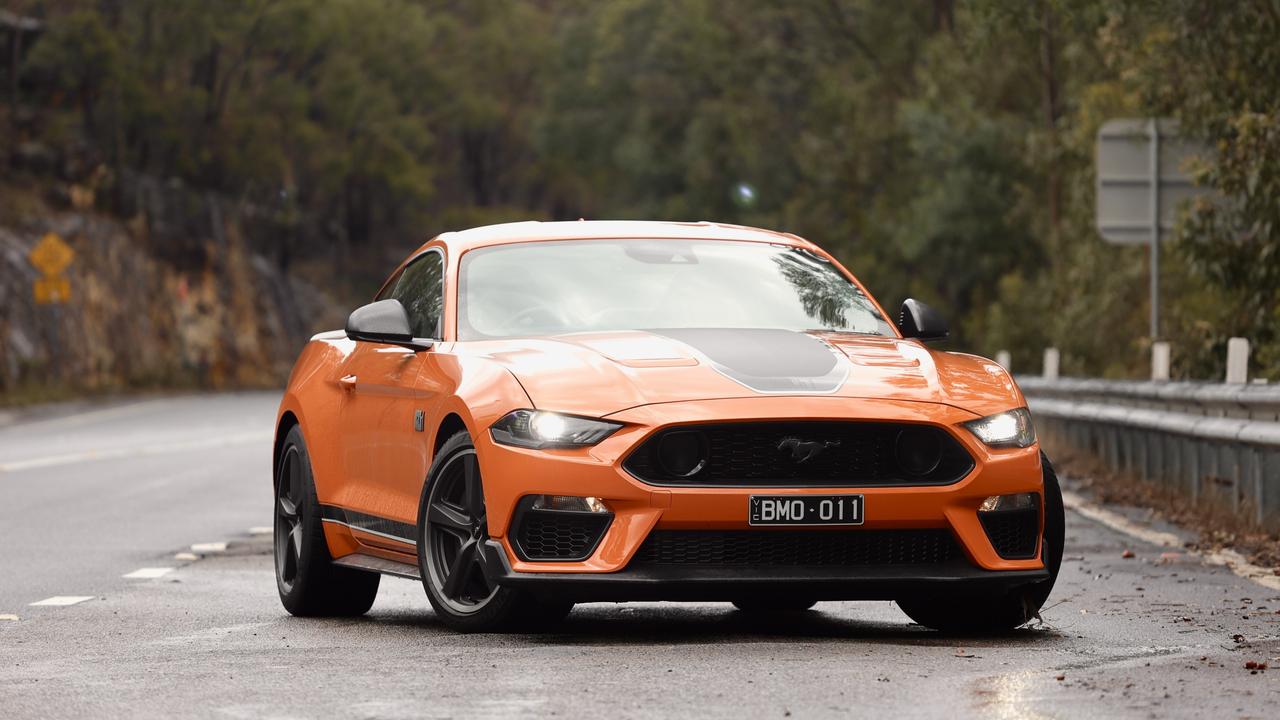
top-left (777, 437), bottom-right (840, 463)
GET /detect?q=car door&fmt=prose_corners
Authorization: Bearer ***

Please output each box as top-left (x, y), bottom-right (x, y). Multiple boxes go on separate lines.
top-left (336, 249), bottom-right (445, 537)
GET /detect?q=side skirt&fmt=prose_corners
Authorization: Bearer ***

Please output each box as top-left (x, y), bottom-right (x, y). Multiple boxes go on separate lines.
top-left (333, 553), bottom-right (421, 581)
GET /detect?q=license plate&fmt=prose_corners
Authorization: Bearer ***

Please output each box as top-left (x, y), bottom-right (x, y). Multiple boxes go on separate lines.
top-left (748, 494), bottom-right (864, 526)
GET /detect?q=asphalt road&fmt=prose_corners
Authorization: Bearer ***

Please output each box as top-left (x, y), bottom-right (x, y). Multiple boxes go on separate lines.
top-left (1, 394), bottom-right (1277, 718)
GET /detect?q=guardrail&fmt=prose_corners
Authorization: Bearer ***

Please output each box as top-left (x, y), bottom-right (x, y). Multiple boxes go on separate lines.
top-left (1016, 363), bottom-right (1280, 530)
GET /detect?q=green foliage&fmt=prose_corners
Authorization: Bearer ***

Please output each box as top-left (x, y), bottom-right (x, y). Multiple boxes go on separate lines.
top-left (6, 0), bottom-right (1279, 379)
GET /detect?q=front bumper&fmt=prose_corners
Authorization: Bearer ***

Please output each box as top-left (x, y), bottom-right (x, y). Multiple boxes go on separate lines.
top-left (477, 396), bottom-right (1046, 579)
top-left (480, 540), bottom-right (1049, 602)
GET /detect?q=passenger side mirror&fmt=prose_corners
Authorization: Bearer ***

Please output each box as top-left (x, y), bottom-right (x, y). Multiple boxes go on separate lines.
top-left (897, 298), bottom-right (948, 342)
top-left (345, 299), bottom-right (432, 351)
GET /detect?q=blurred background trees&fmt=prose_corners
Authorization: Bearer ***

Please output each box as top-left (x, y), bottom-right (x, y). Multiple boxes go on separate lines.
top-left (2, 0), bottom-right (1277, 386)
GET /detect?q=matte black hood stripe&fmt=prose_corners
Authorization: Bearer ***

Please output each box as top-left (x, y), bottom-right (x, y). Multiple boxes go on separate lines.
top-left (647, 328), bottom-right (849, 394)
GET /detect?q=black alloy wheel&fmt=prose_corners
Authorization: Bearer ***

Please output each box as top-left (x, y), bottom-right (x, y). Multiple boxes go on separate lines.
top-left (273, 425), bottom-right (380, 616)
top-left (423, 446), bottom-right (500, 613)
top-left (274, 444), bottom-right (306, 594)
top-left (418, 431), bottom-right (574, 632)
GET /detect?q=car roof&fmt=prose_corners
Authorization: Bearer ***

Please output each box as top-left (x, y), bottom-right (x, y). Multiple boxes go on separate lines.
top-left (426, 220), bottom-right (816, 254)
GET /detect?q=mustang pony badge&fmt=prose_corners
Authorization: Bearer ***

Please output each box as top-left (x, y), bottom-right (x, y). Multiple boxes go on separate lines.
top-left (777, 437), bottom-right (841, 463)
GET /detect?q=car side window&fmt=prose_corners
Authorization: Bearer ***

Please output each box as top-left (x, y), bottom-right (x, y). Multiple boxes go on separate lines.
top-left (391, 251), bottom-right (444, 339)
top-left (374, 268), bottom-right (403, 302)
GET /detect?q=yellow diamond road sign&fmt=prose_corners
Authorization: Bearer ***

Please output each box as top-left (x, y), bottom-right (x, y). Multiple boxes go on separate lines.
top-left (29, 232), bottom-right (75, 276)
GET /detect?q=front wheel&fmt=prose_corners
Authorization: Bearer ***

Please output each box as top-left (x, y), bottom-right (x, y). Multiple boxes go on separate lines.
top-left (417, 431), bottom-right (572, 632)
top-left (897, 452), bottom-right (1065, 633)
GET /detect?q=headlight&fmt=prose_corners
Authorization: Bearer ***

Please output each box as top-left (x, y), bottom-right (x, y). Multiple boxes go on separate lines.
top-left (490, 409), bottom-right (622, 449)
top-left (963, 408), bottom-right (1036, 448)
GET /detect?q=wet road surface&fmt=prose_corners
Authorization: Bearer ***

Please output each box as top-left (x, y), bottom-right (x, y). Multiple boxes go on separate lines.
top-left (1, 394), bottom-right (1276, 718)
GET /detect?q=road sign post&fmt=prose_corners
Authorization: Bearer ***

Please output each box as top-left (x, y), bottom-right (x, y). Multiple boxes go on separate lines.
top-left (1147, 119), bottom-right (1160, 340)
top-left (1095, 119), bottom-right (1207, 340)
top-left (28, 232), bottom-right (75, 380)
top-left (28, 232), bottom-right (75, 305)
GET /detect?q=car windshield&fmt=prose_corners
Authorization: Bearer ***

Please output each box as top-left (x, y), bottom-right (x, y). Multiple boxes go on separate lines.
top-left (457, 239), bottom-right (893, 340)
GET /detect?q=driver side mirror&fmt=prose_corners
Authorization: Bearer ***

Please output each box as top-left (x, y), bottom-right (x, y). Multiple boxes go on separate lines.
top-left (345, 299), bottom-right (433, 351)
top-left (897, 298), bottom-right (949, 342)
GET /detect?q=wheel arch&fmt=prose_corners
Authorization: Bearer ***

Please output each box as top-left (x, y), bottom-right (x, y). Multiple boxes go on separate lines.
top-left (434, 412), bottom-right (469, 456)
top-left (273, 410), bottom-right (301, 489)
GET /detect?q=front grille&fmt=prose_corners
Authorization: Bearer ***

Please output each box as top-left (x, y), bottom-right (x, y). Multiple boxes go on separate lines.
top-left (630, 529), bottom-right (960, 567)
top-left (623, 421), bottom-right (974, 487)
top-left (980, 508), bottom-right (1040, 560)
top-left (513, 511), bottom-right (611, 562)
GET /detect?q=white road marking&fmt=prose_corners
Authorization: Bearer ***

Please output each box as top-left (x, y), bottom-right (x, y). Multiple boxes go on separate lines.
top-left (248, 526), bottom-right (272, 536)
top-left (191, 542), bottom-right (228, 553)
top-left (1062, 489), bottom-right (1280, 592)
top-left (0, 613), bottom-right (19, 621)
top-left (153, 621), bottom-right (275, 646)
top-left (174, 552), bottom-right (199, 561)
top-left (123, 567), bottom-right (174, 579)
top-left (0, 431), bottom-right (271, 473)
top-left (1061, 490), bottom-right (1182, 548)
top-left (29, 596), bottom-right (94, 607)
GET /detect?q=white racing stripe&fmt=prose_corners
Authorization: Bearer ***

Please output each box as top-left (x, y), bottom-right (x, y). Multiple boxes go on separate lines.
top-left (123, 567), bottom-right (174, 579)
top-left (29, 596), bottom-right (94, 607)
top-left (0, 431), bottom-right (271, 473)
top-left (1062, 489), bottom-right (1280, 592)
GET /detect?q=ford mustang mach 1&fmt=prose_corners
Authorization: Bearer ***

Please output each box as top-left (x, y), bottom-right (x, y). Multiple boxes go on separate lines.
top-left (272, 220), bottom-right (1063, 632)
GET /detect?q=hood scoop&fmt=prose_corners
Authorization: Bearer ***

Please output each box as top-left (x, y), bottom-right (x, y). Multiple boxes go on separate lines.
top-left (831, 337), bottom-right (923, 368)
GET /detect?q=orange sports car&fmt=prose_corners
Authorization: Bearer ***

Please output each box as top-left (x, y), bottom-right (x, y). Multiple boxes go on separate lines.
top-left (272, 220), bottom-right (1063, 632)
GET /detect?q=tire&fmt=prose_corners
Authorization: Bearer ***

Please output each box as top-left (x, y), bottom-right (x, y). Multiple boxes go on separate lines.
top-left (417, 431), bottom-right (571, 632)
top-left (732, 597), bottom-right (818, 613)
top-left (274, 425), bottom-right (380, 616)
top-left (897, 452), bottom-right (1065, 633)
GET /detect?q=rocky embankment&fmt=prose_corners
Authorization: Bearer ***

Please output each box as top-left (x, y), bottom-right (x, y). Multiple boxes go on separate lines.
top-left (0, 183), bottom-right (343, 401)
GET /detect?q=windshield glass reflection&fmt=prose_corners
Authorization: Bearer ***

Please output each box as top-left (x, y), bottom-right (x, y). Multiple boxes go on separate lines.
top-left (458, 239), bottom-right (891, 340)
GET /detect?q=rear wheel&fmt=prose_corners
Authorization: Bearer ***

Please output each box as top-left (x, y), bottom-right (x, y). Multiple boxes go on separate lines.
top-left (274, 425), bottom-right (380, 616)
top-left (417, 431), bottom-right (573, 632)
top-left (732, 597), bottom-right (818, 613)
top-left (897, 452), bottom-right (1065, 633)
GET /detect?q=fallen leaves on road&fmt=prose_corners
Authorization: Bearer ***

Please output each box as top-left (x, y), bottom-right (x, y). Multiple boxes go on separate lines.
top-left (1046, 445), bottom-right (1280, 569)
top-left (954, 648), bottom-right (977, 658)
top-left (1121, 549), bottom-right (1136, 559)
top-left (1244, 660), bottom-right (1268, 673)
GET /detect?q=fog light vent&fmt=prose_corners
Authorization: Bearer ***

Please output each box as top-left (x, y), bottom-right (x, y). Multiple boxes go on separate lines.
top-left (978, 493), bottom-right (1040, 559)
top-left (511, 495), bottom-right (612, 562)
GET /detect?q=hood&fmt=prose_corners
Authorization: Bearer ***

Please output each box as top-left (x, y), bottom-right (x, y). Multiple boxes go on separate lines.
top-left (472, 329), bottom-right (1021, 418)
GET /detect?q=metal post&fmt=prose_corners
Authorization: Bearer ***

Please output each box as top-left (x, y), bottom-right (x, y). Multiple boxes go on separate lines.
top-left (1151, 341), bottom-right (1170, 381)
top-left (1148, 118), bottom-right (1161, 340)
top-left (1226, 337), bottom-right (1249, 384)
top-left (1043, 347), bottom-right (1060, 381)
